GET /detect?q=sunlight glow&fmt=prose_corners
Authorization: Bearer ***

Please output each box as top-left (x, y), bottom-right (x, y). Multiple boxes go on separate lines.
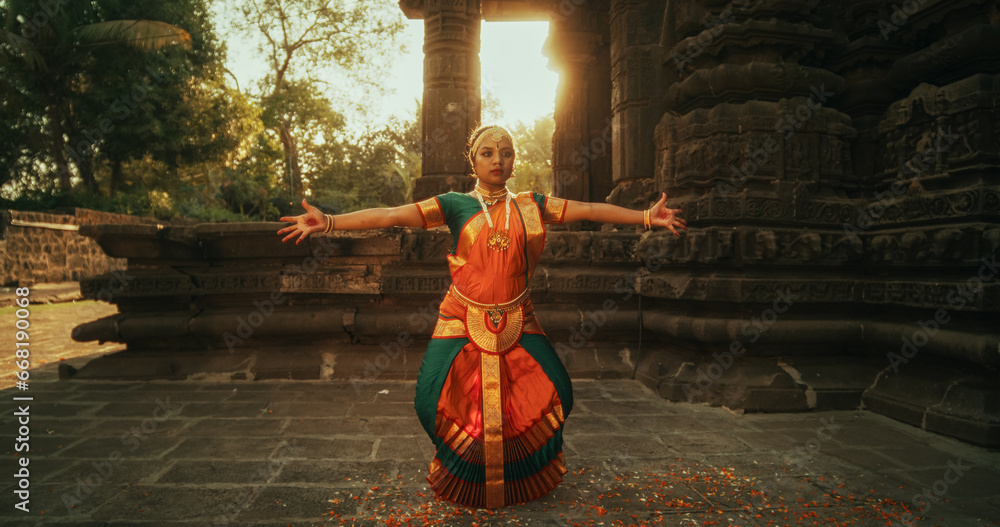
top-left (219, 9), bottom-right (556, 129)
top-left (480, 21), bottom-right (556, 127)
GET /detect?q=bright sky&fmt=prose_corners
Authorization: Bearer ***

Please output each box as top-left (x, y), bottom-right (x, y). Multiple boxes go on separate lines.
top-left (221, 12), bottom-right (557, 129)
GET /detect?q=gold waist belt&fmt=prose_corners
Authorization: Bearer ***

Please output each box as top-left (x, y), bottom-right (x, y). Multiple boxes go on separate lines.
top-left (449, 285), bottom-right (529, 355)
top-left (449, 285), bottom-right (530, 313)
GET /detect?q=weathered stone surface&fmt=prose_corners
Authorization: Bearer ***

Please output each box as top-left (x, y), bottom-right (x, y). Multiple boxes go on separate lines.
top-left (48, 2), bottom-right (1000, 454)
top-left (1, 209), bottom-right (136, 286)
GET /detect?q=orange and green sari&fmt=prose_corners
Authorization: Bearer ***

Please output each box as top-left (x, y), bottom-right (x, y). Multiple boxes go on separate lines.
top-left (413, 191), bottom-right (573, 508)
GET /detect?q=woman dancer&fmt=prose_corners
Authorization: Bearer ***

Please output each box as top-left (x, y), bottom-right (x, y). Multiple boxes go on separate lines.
top-left (277, 124), bottom-right (687, 508)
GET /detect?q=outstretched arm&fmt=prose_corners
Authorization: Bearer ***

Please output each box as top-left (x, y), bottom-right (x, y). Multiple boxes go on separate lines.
top-left (562, 192), bottom-right (688, 237)
top-left (277, 198), bottom-right (424, 244)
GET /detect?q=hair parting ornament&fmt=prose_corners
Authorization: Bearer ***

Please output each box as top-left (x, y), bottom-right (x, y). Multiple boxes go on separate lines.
top-left (469, 125), bottom-right (515, 165)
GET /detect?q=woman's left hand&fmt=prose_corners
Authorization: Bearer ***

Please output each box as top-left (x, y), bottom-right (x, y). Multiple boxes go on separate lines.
top-left (650, 192), bottom-right (688, 237)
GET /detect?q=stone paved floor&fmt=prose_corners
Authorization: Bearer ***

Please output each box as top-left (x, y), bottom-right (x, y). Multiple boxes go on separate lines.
top-left (0, 373), bottom-right (998, 527)
top-left (1, 299), bottom-right (999, 526)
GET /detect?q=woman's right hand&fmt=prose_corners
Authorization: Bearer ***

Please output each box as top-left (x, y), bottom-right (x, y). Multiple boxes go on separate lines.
top-left (277, 198), bottom-right (328, 244)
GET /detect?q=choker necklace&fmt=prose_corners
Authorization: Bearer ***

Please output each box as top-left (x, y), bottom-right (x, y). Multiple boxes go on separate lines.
top-left (474, 184), bottom-right (509, 206)
top-left (474, 188), bottom-right (512, 251)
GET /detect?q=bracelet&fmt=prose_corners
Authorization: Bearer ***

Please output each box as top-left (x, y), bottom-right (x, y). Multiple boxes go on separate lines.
top-left (643, 210), bottom-right (651, 230)
top-left (324, 214), bottom-right (335, 233)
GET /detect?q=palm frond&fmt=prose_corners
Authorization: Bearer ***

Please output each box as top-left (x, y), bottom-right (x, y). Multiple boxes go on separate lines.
top-left (0, 30), bottom-right (46, 70)
top-left (72, 20), bottom-right (192, 52)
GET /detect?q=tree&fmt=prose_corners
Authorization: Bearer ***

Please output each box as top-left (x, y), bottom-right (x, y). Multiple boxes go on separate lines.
top-left (509, 114), bottom-right (555, 195)
top-left (231, 0), bottom-right (405, 199)
top-left (0, 0), bottom-right (193, 194)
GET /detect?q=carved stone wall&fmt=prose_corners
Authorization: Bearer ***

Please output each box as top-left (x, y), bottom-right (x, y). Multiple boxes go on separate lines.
top-left (596, 0), bottom-right (999, 446)
top-left (69, 225), bottom-right (647, 383)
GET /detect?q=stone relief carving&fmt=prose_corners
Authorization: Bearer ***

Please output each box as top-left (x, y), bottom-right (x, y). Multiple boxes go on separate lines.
top-left (753, 230), bottom-right (778, 261)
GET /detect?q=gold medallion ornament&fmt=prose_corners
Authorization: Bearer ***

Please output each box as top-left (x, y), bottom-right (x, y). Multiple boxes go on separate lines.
top-left (450, 286), bottom-right (530, 354)
top-left (468, 306), bottom-right (523, 354)
top-left (487, 229), bottom-right (510, 251)
top-left (474, 185), bottom-right (512, 251)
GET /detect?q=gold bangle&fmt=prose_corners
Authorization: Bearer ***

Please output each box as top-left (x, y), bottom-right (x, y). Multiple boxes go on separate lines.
top-left (324, 214), bottom-right (335, 233)
top-left (643, 210), bottom-right (651, 230)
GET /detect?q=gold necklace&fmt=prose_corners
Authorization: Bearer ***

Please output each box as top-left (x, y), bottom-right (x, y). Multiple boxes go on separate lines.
top-left (474, 184), bottom-right (509, 206)
top-left (475, 189), bottom-right (512, 251)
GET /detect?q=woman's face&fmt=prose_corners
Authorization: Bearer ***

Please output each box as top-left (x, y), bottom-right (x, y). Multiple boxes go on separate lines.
top-left (472, 136), bottom-right (515, 189)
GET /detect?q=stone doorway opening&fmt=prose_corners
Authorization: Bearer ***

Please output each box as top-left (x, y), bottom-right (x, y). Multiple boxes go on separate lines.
top-left (480, 20), bottom-right (557, 195)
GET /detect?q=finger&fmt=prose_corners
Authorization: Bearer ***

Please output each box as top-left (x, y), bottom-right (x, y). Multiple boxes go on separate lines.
top-left (277, 225), bottom-right (296, 235)
top-left (669, 225), bottom-right (680, 237)
top-left (676, 218), bottom-right (688, 225)
top-left (281, 231), bottom-right (300, 244)
top-left (279, 216), bottom-right (298, 223)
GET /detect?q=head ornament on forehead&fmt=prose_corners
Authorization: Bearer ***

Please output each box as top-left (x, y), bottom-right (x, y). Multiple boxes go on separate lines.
top-left (469, 125), bottom-right (515, 163)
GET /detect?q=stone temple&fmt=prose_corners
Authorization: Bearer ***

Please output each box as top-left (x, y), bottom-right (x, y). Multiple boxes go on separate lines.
top-left (71, 1), bottom-right (999, 447)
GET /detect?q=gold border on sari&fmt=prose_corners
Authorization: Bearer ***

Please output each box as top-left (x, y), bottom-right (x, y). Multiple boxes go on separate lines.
top-left (481, 349), bottom-right (504, 507)
top-left (431, 316), bottom-right (467, 338)
top-left (542, 196), bottom-right (567, 224)
top-left (416, 197), bottom-right (445, 228)
top-left (448, 213), bottom-right (488, 275)
top-left (515, 193), bottom-right (546, 280)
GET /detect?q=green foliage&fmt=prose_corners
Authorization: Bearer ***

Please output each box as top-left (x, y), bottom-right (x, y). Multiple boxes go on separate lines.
top-left (508, 114), bottom-right (555, 195)
top-left (0, 0), bottom-right (553, 224)
top-left (0, 0), bottom-right (198, 194)
top-left (309, 124), bottom-right (410, 213)
top-left (231, 0), bottom-right (405, 198)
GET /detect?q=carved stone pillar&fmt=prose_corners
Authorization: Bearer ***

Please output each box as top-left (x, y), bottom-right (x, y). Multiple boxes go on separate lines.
top-left (547, 0), bottom-right (613, 204)
top-left (407, 0), bottom-right (483, 201)
top-left (605, 0), bottom-right (665, 208)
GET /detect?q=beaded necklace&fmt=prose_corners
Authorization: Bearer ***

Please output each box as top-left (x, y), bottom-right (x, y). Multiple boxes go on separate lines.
top-left (474, 186), bottom-right (512, 251)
